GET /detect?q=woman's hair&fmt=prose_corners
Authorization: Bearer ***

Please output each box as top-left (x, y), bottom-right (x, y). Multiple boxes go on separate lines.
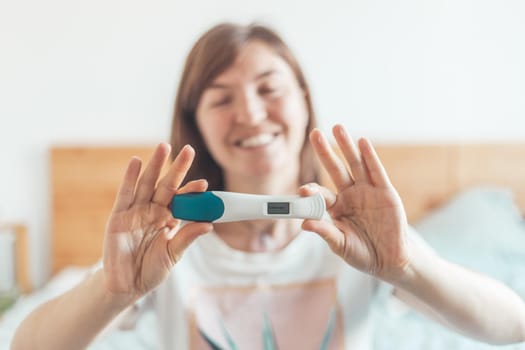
top-left (170, 22), bottom-right (320, 190)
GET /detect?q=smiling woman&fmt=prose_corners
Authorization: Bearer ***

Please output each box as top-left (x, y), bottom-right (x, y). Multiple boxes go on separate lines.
top-left (196, 41), bottom-right (309, 192)
top-left (171, 24), bottom-right (320, 194)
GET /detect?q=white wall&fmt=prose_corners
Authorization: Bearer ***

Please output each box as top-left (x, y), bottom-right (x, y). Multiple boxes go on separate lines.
top-left (1, 0), bottom-right (524, 287)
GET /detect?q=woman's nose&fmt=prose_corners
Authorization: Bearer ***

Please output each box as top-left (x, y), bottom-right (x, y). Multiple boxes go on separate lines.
top-left (234, 92), bottom-right (267, 125)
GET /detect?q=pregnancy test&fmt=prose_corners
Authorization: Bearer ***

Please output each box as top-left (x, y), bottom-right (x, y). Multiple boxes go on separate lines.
top-left (170, 191), bottom-right (325, 223)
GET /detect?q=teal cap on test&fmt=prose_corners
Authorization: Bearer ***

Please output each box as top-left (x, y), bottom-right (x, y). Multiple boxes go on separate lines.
top-left (170, 192), bottom-right (225, 222)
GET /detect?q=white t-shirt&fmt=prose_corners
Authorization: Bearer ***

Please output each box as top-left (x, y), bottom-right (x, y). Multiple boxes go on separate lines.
top-left (142, 230), bottom-right (384, 350)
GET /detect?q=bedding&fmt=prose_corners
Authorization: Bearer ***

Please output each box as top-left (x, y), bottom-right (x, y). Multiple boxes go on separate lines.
top-left (2, 187), bottom-right (524, 349)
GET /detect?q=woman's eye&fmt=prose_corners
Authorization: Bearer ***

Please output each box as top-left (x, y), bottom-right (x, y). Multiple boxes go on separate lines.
top-left (211, 96), bottom-right (232, 107)
top-left (259, 86), bottom-right (279, 95)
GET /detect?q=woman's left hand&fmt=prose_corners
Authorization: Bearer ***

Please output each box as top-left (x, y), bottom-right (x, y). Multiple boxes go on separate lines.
top-left (300, 124), bottom-right (412, 283)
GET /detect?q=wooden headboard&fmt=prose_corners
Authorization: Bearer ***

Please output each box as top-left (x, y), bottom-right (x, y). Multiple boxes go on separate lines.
top-left (50, 144), bottom-right (525, 274)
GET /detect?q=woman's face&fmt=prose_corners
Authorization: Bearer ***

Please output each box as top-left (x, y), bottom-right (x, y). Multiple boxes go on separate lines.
top-left (195, 41), bottom-right (309, 181)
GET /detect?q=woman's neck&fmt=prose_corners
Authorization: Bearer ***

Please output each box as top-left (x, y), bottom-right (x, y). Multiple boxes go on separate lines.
top-left (214, 219), bottom-right (303, 253)
top-left (216, 167), bottom-right (302, 252)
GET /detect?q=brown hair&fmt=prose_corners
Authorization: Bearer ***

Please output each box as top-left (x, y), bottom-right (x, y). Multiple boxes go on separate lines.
top-left (170, 23), bottom-right (320, 190)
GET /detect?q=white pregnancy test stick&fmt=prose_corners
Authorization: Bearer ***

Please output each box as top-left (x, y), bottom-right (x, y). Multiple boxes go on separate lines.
top-left (170, 191), bottom-right (326, 223)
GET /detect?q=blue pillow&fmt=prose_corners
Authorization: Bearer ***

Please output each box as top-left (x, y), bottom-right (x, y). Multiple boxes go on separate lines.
top-left (416, 187), bottom-right (524, 254)
top-left (414, 187), bottom-right (525, 292)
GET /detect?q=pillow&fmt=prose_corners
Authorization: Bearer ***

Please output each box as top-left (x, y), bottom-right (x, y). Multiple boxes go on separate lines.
top-left (414, 187), bottom-right (525, 292)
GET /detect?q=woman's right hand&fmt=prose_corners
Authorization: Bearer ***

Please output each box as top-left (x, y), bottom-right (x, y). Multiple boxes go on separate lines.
top-left (102, 143), bottom-right (212, 302)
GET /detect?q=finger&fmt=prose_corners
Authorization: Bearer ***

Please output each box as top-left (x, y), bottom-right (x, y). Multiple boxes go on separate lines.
top-left (298, 183), bottom-right (337, 209)
top-left (134, 143), bottom-right (172, 204)
top-left (167, 222), bottom-right (212, 265)
top-left (112, 157), bottom-right (142, 212)
top-left (309, 129), bottom-right (354, 190)
top-left (302, 219), bottom-right (345, 255)
top-left (358, 138), bottom-right (392, 188)
top-left (151, 145), bottom-right (195, 206)
top-left (177, 179), bottom-right (208, 194)
top-left (333, 125), bottom-right (367, 183)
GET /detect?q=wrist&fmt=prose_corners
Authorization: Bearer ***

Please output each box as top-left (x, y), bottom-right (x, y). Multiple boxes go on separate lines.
top-left (92, 269), bottom-right (138, 311)
top-left (386, 239), bottom-right (441, 293)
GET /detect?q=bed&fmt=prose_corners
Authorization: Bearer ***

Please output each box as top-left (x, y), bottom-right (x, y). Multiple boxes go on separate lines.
top-left (1, 143), bottom-right (524, 349)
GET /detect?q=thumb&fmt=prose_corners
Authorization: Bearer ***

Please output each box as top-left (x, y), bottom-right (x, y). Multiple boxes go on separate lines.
top-left (167, 222), bottom-right (212, 265)
top-left (298, 183), bottom-right (337, 209)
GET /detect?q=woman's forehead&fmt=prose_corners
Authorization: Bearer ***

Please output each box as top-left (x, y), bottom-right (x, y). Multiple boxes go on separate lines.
top-left (210, 41), bottom-right (293, 85)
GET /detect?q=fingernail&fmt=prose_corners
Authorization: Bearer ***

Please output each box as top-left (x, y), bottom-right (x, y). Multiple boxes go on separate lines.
top-left (183, 144), bottom-right (194, 153)
top-left (316, 132), bottom-right (324, 144)
top-left (337, 125), bottom-right (347, 138)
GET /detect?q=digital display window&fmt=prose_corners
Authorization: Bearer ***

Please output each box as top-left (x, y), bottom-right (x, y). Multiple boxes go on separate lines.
top-left (267, 202), bottom-right (290, 215)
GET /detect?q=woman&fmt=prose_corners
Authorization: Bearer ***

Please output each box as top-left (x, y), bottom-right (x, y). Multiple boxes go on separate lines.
top-left (12, 23), bottom-right (525, 350)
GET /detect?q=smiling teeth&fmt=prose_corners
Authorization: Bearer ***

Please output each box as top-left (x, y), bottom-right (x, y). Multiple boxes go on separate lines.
top-left (238, 133), bottom-right (275, 148)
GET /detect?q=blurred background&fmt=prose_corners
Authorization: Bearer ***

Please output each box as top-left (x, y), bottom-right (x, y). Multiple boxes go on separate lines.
top-left (1, 0), bottom-right (524, 292)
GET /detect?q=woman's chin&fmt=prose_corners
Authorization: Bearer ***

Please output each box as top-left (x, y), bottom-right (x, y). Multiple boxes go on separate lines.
top-left (243, 159), bottom-right (293, 179)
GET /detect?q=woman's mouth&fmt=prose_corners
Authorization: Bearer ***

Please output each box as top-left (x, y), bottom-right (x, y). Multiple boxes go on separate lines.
top-left (235, 132), bottom-right (280, 149)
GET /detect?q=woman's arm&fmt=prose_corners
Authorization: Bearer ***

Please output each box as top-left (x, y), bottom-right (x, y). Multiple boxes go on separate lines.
top-left (11, 270), bottom-right (132, 350)
top-left (301, 124), bottom-right (525, 344)
top-left (11, 143), bottom-right (212, 350)
top-left (393, 245), bottom-right (525, 344)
